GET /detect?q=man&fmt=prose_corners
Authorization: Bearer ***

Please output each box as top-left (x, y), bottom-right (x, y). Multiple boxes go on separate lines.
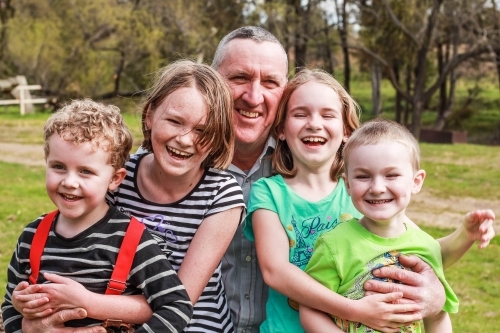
top-left (212, 26), bottom-right (288, 333)
top-left (20, 26), bottom-right (493, 333)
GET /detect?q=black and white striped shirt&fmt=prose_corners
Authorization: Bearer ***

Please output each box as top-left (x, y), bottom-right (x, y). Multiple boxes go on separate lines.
top-left (2, 206), bottom-right (193, 333)
top-left (107, 153), bottom-right (245, 333)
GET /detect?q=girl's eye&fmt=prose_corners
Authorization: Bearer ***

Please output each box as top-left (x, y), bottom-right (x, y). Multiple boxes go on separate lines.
top-left (387, 174), bottom-right (399, 179)
top-left (168, 119), bottom-right (180, 125)
top-left (355, 175), bottom-right (369, 179)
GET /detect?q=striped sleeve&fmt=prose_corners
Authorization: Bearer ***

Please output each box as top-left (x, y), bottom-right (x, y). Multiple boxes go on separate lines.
top-left (130, 230), bottom-right (193, 333)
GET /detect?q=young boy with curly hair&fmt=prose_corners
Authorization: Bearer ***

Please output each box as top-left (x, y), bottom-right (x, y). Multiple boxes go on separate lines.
top-left (1, 99), bottom-right (193, 333)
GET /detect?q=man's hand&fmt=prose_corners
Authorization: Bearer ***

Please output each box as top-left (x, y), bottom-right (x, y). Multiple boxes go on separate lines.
top-left (363, 255), bottom-right (445, 318)
top-left (22, 308), bottom-right (106, 333)
top-left (463, 209), bottom-right (495, 249)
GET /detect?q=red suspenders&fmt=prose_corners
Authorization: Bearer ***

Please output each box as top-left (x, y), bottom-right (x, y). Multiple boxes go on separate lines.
top-left (29, 210), bottom-right (145, 295)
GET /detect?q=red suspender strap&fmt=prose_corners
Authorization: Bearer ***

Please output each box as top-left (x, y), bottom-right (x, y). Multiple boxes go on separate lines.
top-left (106, 217), bottom-right (145, 295)
top-left (29, 210), bottom-right (58, 285)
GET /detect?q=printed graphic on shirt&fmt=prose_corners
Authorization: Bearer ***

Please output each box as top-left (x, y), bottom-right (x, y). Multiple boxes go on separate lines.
top-left (287, 213), bottom-right (351, 267)
top-left (334, 250), bottom-right (419, 333)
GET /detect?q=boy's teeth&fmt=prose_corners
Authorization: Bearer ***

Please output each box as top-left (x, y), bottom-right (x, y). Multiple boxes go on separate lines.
top-left (238, 110), bottom-right (259, 118)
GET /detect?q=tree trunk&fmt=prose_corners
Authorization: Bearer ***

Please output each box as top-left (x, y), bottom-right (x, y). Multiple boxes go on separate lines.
top-left (334, 0), bottom-right (350, 91)
top-left (393, 62), bottom-right (402, 124)
top-left (371, 62), bottom-right (382, 115)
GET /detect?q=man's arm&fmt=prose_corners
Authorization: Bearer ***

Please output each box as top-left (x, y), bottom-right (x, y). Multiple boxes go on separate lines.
top-left (22, 308), bottom-right (106, 333)
top-left (364, 254), bottom-right (445, 318)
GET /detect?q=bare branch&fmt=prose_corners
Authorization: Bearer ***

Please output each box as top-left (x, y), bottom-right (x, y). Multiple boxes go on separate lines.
top-left (382, 0), bottom-right (420, 47)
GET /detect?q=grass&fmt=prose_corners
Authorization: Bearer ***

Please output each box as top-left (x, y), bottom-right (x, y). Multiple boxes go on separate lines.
top-left (0, 96), bottom-right (499, 331)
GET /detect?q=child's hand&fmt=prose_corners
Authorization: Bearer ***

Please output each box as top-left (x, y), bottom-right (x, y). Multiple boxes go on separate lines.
top-left (12, 281), bottom-right (53, 319)
top-left (354, 292), bottom-right (421, 332)
top-left (28, 273), bottom-right (91, 314)
top-left (463, 209), bottom-right (495, 249)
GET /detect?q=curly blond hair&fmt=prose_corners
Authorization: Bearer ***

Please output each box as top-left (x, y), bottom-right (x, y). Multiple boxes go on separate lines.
top-left (44, 99), bottom-right (133, 169)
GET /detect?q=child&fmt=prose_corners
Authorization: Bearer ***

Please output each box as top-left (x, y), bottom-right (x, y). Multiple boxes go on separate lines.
top-left (244, 69), bottom-right (495, 333)
top-left (1, 99), bottom-right (193, 333)
top-left (300, 118), bottom-right (495, 333)
top-left (14, 61), bottom-right (246, 333)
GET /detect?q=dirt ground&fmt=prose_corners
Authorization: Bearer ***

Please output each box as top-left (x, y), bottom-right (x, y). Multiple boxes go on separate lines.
top-left (1, 142), bottom-right (499, 234)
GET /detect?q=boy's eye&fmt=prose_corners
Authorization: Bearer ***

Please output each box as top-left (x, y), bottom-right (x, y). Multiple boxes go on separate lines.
top-left (52, 164), bottom-right (64, 170)
top-left (81, 169), bottom-right (93, 175)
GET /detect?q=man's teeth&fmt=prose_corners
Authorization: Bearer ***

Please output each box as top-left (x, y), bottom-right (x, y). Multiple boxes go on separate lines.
top-left (238, 110), bottom-right (259, 118)
top-left (168, 147), bottom-right (192, 157)
top-left (302, 137), bottom-right (325, 143)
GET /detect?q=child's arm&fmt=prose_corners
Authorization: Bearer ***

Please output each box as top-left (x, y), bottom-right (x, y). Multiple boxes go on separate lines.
top-left (252, 209), bottom-right (421, 331)
top-left (176, 206), bottom-right (241, 303)
top-left (299, 304), bottom-right (344, 333)
top-left (18, 273), bottom-right (154, 323)
top-left (423, 311), bottom-right (452, 333)
top-left (438, 209), bottom-right (495, 268)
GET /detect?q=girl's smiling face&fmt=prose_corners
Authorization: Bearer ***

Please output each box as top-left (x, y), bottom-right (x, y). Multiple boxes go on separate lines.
top-left (280, 80), bottom-right (347, 174)
top-left (146, 86), bottom-right (211, 179)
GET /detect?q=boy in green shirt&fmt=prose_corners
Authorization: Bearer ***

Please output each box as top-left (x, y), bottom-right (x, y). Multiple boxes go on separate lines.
top-left (300, 118), bottom-right (495, 333)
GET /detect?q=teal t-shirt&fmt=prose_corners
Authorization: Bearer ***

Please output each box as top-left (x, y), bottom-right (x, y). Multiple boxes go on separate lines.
top-left (244, 175), bottom-right (361, 333)
top-left (305, 218), bottom-right (459, 333)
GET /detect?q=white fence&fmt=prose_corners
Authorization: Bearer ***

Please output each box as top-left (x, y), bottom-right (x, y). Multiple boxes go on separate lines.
top-left (0, 76), bottom-right (47, 115)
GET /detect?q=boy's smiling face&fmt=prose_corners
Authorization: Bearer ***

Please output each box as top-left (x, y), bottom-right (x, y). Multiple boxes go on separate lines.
top-left (45, 134), bottom-right (125, 231)
top-left (343, 141), bottom-right (425, 232)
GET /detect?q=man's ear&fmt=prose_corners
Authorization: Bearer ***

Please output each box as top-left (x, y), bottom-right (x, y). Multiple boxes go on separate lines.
top-left (109, 168), bottom-right (127, 191)
top-left (412, 169), bottom-right (426, 194)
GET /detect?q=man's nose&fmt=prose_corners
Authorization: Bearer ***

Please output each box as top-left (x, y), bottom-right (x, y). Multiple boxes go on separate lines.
top-left (242, 81), bottom-right (264, 107)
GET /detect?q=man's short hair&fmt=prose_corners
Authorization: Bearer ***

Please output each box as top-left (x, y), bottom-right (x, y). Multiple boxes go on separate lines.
top-left (44, 99), bottom-right (133, 169)
top-left (212, 26), bottom-right (288, 71)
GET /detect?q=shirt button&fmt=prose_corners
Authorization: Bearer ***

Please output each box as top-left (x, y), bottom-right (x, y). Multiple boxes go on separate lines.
top-left (245, 294), bottom-right (250, 299)
top-left (245, 178), bottom-right (250, 183)
top-left (245, 255), bottom-right (252, 261)
top-left (242, 330), bottom-right (246, 333)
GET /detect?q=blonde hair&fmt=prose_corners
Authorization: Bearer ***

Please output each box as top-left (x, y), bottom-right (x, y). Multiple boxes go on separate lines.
top-left (44, 99), bottom-right (133, 169)
top-left (140, 60), bottom-right (234, 169)
top-left (272, 68), bottom-right (361, 180)
top-left (343, 118), bottom-right (421, 172)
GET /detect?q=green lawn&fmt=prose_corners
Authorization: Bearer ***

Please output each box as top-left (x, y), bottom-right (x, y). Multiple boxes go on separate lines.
top-left (0, 93), bottom-right (499, 331)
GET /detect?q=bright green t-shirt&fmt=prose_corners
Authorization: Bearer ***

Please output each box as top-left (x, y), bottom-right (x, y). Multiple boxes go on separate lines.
top-left (305, 218), bottom-right (459, 333)
top-left (244, 175), bottom-right (361, 333)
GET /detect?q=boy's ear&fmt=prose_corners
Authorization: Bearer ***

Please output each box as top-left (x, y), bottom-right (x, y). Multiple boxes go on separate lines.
top-left (412, 169), bottom-right (426, 194)
top-left (342, 172), bottom-right (351, 194)
top-left (109, 167), bottom-right (127, 191)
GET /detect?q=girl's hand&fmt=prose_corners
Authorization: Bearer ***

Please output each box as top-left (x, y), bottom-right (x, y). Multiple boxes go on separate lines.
top-left (463, 209), bottom-right (495, 249)
top-left (354, 292), bottom-right (421, 332)
top-left (12, 281), bottom-right (52, 319)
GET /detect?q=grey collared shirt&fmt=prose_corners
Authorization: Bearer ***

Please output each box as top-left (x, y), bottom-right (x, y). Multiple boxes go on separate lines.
top-left (222, 137), bottom-right (275, 333)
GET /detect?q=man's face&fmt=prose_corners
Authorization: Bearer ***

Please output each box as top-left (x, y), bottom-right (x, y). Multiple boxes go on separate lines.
top-left (216, 39), bottom-right (288, 150)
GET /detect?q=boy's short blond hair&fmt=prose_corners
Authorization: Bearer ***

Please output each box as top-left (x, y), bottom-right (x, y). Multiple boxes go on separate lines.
top-left (44, 99), bottom-right (133, 169)
top-left (272, 68), bottom-right (361, 180)
top-left (140, 60), bottom-right (234, 169)
top-left (343, 118), bottom-right (421, 172)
